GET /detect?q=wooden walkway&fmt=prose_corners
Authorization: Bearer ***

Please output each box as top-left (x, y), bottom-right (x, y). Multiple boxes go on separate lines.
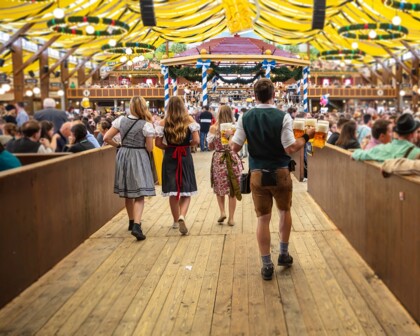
top-left (0, 152), bottom-right (418, 336)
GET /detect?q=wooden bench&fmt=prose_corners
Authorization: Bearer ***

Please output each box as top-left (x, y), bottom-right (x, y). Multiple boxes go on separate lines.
top-left (308, 144), bottom-right (420, 323)
top-left (15, 152), bottom-right (72, 165)
top-left (0, 147), bottom-right (125, 309)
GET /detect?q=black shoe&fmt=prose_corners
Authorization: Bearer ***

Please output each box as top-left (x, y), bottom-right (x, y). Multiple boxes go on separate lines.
top-left (128, 220), bottom-right (134, 231)
top-left (131, 223), bottom-right (146, 241)
top-left (261, 264), bottom-right (274, 280)
top-left (278, 253), bottom-right (293, 267)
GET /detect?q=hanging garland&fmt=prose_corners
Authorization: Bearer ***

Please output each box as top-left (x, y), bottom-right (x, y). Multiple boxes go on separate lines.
top-left (101, 42), bottom-right (156, 54)
top-left (338, 23), bottom-right (408, 40)
top-left (211, 62), bottom-right (263, 74)
top-left (212, 70), bottom-right (264, 84)
top-left (382, 0), bottom-right (420, 11)
top-left (319, 49), bottom-right (365, 60)
top-left (167, 63), bottom-right (302, 84)
top-left (47, 17), bottom-right (129, 36)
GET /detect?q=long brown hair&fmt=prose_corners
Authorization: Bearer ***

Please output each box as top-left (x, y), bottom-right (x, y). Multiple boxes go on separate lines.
top-left (130, 96), bottom-right (152, 122)
top-left (336, 120), bottom-right (357, 147)
top-left (164, 96), bottom-right (190, 145)
top-left (217, 105), bottom-right (234, 131)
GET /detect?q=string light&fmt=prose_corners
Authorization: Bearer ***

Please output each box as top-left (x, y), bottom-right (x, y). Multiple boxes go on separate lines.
top-left (126, 48), bottom-right (133, 55)
top-left (32, 87), bottom-right (40, 94)
top-left (86, 25), bottom-right (95, 34)
top-left (392, 15), bottom-right (401, 25)
top-left (57, 90), bottom-right (64, 96)
top-left (2, 84), bottom-right (11, 91)
top-left (351, 42), bottom-right (358, 49)
top-left (139, 55), bottom-right (145, 61)
top-left (25, 90), bottom-right (33, 97)
top-left (53, 8), bottom-right (65, 19)
top-left (109, 39), bottom-right (117, 47)
top-left (368, 30), bottom-right (377, 39)
top-left (399, 90), bottom-right (406, 96)
top-left (120, 55), bottom-right (127, 63)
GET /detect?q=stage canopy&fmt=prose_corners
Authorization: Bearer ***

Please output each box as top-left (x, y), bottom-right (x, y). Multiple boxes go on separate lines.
top-left (0, 0), bottom-right (419, 73)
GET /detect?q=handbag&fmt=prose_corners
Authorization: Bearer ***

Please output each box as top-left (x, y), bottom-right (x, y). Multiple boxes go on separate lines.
top-left (240, 170), bottom-right (251, 194)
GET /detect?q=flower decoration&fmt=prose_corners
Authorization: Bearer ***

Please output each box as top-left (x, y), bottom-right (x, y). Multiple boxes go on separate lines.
top-left (318, 49), bottom-right (366, 61)
top-left (101, 42), bottom-right (156, 54)
top-left (47, 16), bottom-right (129, 36)
top-left (338, 23), bottom-right (408, 40)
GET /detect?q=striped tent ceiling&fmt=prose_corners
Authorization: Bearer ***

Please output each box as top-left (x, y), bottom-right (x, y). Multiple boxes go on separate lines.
top-left (0, 0), bottom-right (419, 73)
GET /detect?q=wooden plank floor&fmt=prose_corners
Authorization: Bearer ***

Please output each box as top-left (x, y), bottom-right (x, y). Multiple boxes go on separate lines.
top-left (0, 151), bottom-right (419, 336)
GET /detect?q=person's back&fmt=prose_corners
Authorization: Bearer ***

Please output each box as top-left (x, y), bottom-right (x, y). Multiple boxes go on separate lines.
top-left (352, 114), bottom-right (420, 161)
top-left (242, 106), bottom-right (291, 170)
top-left (34, 98), bottom-right (68, 132)
top-left (0, 143), bottom-right (21, 172)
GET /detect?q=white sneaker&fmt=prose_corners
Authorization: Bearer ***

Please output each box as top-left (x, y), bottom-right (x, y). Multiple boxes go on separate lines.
top-left (172, 222), bottom-right (179, 229)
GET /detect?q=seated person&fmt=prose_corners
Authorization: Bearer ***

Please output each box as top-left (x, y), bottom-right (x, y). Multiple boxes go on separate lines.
top-left (364, 119), bottom-right (392, 150)
top-left (0, 142), bottom-right (21, 172)
top-left (327, 118), bottom-right (348, 145)
top-left (352, 114), bottom-right (420, 161)
top-left (72, 120), bottom-right (100, 148)
top-left (336, 121), bottom-right (361, 150)
top-left (0, 123), bottom-right (18, 146)
top-left (382, 155), bottom-right (420, 177)
top-left (6, 120), bottom-right (53, 153)
top-left (65, 124), bottom-right (96, 153)
top-left (55, 122), bottom-right (72, 152)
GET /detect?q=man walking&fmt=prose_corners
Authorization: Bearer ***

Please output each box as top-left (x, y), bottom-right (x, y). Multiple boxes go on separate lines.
top-left (198, 105), bottom-right (213, 151)
top-left (231, 78), bottom-right (314, 280)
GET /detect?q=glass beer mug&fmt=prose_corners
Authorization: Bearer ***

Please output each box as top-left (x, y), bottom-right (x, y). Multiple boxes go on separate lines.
top-left (220, 123), bottom-right (233, 145)
top-left (293, 119), bottom-right (305, 138)
top-left (313, 121), bottom-right (329, 148)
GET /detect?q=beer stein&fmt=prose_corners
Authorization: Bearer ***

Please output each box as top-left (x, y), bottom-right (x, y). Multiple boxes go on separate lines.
top-left (293, 119), bottom-right (305, 138)
top-left (313, 121), bottom-right (329, 148)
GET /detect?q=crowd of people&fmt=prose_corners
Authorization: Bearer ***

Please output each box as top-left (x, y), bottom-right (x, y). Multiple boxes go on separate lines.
top-left (1, 78), bottom-right (419, 281)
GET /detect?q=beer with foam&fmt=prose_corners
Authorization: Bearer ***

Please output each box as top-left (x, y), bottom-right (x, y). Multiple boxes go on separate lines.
top-left (313, 122), bottom-right (329, 148)
top-left (293, 119), bottom-right (305, 138)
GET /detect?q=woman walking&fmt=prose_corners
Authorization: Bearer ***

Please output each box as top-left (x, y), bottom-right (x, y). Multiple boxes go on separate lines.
top-left (207, 106), bottom-right (243, 226)
top-left (104, 96), bottom-right (156, 241)
top-left (155, 96), bottom-right (200, 235)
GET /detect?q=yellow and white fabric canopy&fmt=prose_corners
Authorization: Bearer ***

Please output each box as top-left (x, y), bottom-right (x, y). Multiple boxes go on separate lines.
top-left (0, 0), bottom-right (419, 72)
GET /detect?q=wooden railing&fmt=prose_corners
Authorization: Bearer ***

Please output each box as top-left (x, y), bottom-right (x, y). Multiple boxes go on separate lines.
top-left (67, 87), bottom-right (184, 99)
top-left (0, 147), bottom-right (125, 308)
top-left (15, 152), bottom-right (72, 165)
top-left (67, 87), bottom-right (398, 100)
top-left (307, 144), bottom-right (420, 323)
top-left (308, 87), bottom-right (397, 98)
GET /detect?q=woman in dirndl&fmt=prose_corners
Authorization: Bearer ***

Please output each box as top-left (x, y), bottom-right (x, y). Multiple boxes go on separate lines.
top-left (104, 96), bottom-right (156, 241)
top-left (207, 105), bottom-right (243, 226)
top-left (155, 96), bottom-right (200, 235)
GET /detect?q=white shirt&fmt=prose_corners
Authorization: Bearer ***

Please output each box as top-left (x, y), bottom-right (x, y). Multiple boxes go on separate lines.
top-left (231, 104), bottom-right (295, 149)
top-left (112, 115), bottom-right (155, 137)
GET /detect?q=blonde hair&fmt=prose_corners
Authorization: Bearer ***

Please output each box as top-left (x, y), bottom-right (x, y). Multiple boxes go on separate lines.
top-left (130, 96), bottom-right (152, 122)
top-left (164, 96), bottom-right (190, 145)
top-left (217, 105), bottom-right (234, 131)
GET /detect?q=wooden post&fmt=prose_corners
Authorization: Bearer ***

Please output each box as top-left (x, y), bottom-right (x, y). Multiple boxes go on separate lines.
top-left (11, 38), bottom-right (24, 103)
top-left (78, 65), bottom-right (86, 87)
top-left (396, 63), bottom-right (403, 112)
top-left (412, 57), bottom-right (419, 110)
top-left (39, 48), bottom-right (49, 101)
top-left (61, 60), bottom-right (69, 109)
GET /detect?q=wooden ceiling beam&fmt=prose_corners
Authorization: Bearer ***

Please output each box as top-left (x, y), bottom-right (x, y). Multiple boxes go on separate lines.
top-left (14, 35), bottom-right (60, 75)
top-left (79, 60), bottom-right (107, 86)
top-left (63, 54), bottom-right (94, 82)
top-left (0, 23), bottom-right (34, 55)
top-left (41, 46), bottom-right (79, 80)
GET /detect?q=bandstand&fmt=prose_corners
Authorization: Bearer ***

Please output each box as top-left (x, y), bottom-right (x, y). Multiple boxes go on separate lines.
top-left (0, 0), bottom-right (419, 335)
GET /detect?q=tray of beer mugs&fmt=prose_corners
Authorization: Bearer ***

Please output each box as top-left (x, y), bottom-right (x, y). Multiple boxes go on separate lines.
top-left (292, 118), bottom-right (328, 149)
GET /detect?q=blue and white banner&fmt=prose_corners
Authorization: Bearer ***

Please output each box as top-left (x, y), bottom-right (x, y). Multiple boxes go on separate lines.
top-left (161, 65), bottom-right (169, 110)
top-left (303, 66), bottom-right (310, 113)
top-left (196, 59), bottom-right (211, 107)
top-left (262, 59), bottom-right (276, 78)
top-left (172, 77), bottom-right (177, 96)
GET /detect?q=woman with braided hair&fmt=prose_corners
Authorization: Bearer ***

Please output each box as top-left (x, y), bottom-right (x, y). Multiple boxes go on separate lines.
top-left (207, 105), bottom-right (243, 226)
